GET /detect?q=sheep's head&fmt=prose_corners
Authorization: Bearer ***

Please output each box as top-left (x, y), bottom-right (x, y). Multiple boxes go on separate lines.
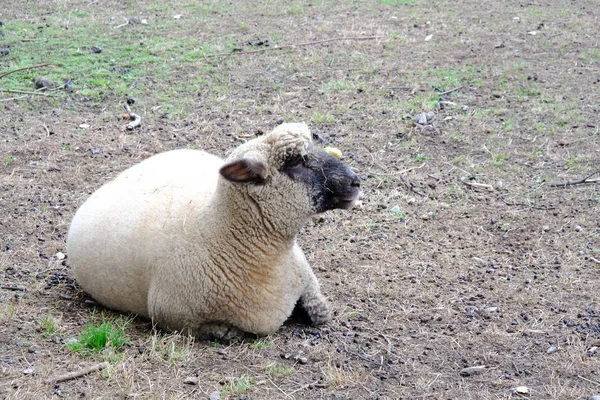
top-left (220, 123), bottom-right (360, 218)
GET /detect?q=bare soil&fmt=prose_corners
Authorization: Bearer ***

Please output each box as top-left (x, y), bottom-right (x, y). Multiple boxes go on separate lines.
top-left (1, 0), bottom-right (599, 399)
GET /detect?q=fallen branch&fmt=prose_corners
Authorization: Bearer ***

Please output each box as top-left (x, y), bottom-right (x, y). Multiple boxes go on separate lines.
top-left (550, 171), bottom-right (600, 187)
top-left (0, 63), bottom-right (51, 80)
top-left (44, 362), bottom-right (109, 384)
top-left (1, 285), bottom-right (26, 291)
top-left (205, 36), bottom-right (381, 58)
top-left (123, 104), bottom-right (141, 130)
top-left (460, 177), bottom-right (494, 191)
top-left (0, 89), bottom-right (60, 97)
top-left (438, 86), bottom-right (463, 96)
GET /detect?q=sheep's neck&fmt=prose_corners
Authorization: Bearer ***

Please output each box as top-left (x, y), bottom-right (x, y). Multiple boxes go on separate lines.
top-left (203, 187), bottom-right (302, 259)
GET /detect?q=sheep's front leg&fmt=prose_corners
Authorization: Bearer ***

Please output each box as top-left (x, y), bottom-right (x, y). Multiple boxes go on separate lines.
top-left (299, 277), bottom-right (331, 326)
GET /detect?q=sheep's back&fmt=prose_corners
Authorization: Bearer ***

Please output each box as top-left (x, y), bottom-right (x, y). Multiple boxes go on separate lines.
top-left (67, 149), bottom-right (223, 316)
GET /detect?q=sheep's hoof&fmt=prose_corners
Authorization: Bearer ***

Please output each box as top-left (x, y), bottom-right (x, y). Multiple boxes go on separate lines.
top-left (193, 323), bottom-right (246, 341)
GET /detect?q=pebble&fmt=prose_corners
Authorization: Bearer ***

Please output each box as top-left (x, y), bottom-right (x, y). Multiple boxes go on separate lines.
top-left (28, 346), bottom-right (38, 354)
top-left (59, 294), bottom-right (72, 300)
top-left (23, 367), bottom-right (34, 375)
top-left (416, 113), bottom-right (428, 125)
top-left (511, 386), bottom-right (529, 395)
top-left (34, 77), bottom-right (55, 91)
top-left (91, 147), bottom-right (101, 155)
top-left (55, 252), bottom-right (66, 260)
top-left (588, 346), bottom-right (598, 356)
top-left (209, 391), bottom-right (221, 400)
top-left (294, 355), bottom-right (308, 364)
top-left (0, 48), bottom-right (9, 56)
top-left (547, 346), bottom-right (558, 354)
top-left (575, 225), bottom-right (584, 232)
top-left (183, 376), bottom-right (198, 385)
top-left (460, 365), bottom-right (486, 376)
top-left (91, 45), bottom-right (102, 53)
top-left (588, 396), bottom-right (600, 400)
top-left (542, 225), bottom-right (550, 232)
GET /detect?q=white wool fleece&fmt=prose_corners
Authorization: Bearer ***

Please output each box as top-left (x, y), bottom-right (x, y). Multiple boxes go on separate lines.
top-left (67, 123), bottom-right (331, 338)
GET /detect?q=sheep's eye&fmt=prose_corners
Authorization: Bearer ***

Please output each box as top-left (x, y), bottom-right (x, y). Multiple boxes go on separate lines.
top-left (285, 155), bottom-right (305, 169)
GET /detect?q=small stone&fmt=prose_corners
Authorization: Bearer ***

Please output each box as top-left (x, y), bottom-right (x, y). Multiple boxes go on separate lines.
top-left (294, 355), bottom-right (308, 364)
top-left (183, 376), bottom-right (198, 385)
top-left (28, 346), bottom-right (38, 354)
top-left (0, 48), bottom-right (9, 56)
top-left (91, 147), bottom-right (101, 155)
top-left (173, 14), bottom-right (182, 19)
top-left (416, 113), bottom-right (428, 125)
top-left (575, 225), bottom-right (584, 232)
top-left (511, 386), bottom-right (529, 394)
top-left (424, 34), bottom-right (433, 41)
top-left (55, 252), bottom-right (66, 260)
top-left (547, 346), bottom-right (558, 354)
top-left (209, 391), bottom-right (221, 400)
top-left (23, 367), bottom-right (34, 375)
top-left (91, 45), bottom-right (102, 53)
top-left (460, 365), bottom-right (486, 376)
top-left (588, 346), bottom-right (598, 356)
top-left (127, 98), bottom-right (135, 105)
top-left (527, 31), bottom-right (537, 35)
top-left (280, 353), bottom-right (291, 359)
top-left (34, 77), bottom-right (55, 91)
top-left (276, 116), bottom-right (284, 125)
top-left (79, 124), bottom-right (90, 129)
top-left (141, 19), bottom-right (148, 25)
top-left (542, 225), bottom-right (550, 232)
top-left (59, 294), bottom-right (72, 300)
top-left (390, 205), bottom-right (401, 214)
top-left (426, 111), bottom-right (435, 121)
top-left (588, 396), bottom-right (600, 400)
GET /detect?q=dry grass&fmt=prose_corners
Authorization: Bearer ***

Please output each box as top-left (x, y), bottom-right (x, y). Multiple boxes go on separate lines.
top-left (1, 0), bottom-right (600, 398)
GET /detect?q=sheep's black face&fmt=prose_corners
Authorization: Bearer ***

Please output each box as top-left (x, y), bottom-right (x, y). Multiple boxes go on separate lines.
top-left (283, 148), bottom-right (360, 213)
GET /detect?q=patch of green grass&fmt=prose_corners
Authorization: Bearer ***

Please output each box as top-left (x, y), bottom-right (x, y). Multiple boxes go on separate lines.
top-left (0, 303), bottom-right (16, 322)
top-left (220, 375), bottom-right (254, 397)
top-left (40, 313), bottom-right (57, 338)
top-left (250, 339), bottom-right (274, 350)
top-left (579, 48), bottom-right (600, 63)
top-left (60, 143), bottom-right (71, 151)
top-left (3, 156), bottom-right (16, 164)
top-left (266, 364), bottom-right (294, 378)
top-left (492, 153), bottom-right (506, 167)
top-left (312, 111), bottom-right (336, 124)
top-left (566, 157), bottom-right (579, 169)
top-left (321, 80), bottom-right (353, 92)
top-left (380, 0), bottom-right (415, 5)
top-left (412, 153), bottom-right (431, 163)
top-left (147, 331), bottom-right (193, 365)
top-left (67, 316), bottom-right (130, 356)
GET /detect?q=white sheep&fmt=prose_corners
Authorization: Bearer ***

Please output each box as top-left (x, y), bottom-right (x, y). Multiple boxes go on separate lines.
top-left (66, 123), bottom-right (360, 339)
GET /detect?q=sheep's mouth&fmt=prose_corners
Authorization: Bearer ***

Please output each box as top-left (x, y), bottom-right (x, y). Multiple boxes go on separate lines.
top-left (333, 189), bottom-right (362, 210)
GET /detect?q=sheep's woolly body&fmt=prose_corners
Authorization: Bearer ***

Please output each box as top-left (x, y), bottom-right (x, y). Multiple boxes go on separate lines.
top-left (67, 123), bottom-right (339, 337)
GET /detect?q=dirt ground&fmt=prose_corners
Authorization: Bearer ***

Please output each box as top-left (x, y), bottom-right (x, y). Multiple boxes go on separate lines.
top-left (1, 0), bottom-right (599, 399)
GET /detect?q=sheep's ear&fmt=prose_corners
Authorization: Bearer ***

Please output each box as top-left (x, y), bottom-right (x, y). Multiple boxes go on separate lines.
top-left (220, 159), bottom-right (266, 184)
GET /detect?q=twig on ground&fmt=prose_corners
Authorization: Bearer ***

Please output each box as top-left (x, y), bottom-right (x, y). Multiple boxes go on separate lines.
top-left (550, 170), bottom-right (600, 187)
top-left (114, 17), bottom-right (129, 29)
top-left (287, 381), bottom-right (319, 396)
top-left (589, 257), bottom-right (600, 264)
top-left (399, 174), bottom-right (427, 196)
top-left (205, 36), bottom-right (381, 58)
top-left (504, 201), bottom-right (555, 211)
top-left (123, 104), bottom-right (141, 130)
top-left (0, 89), bottom-right (60, 97)
top-left (0, 63), bottom-right (51, 80)
top-left (460, 177), bottom-right (494, 191)
top-left (438, 86), bottom-right (463, 96)
top-left (44, 362), bottom-right (109, 384)
top-left (577, 375), bottom-right (600, 387)
top-left (1, 285), bottom-right (26, 292)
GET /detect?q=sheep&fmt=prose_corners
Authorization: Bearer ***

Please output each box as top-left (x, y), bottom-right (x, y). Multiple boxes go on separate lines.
top-left (66, 123), bottom-right (360, 339)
